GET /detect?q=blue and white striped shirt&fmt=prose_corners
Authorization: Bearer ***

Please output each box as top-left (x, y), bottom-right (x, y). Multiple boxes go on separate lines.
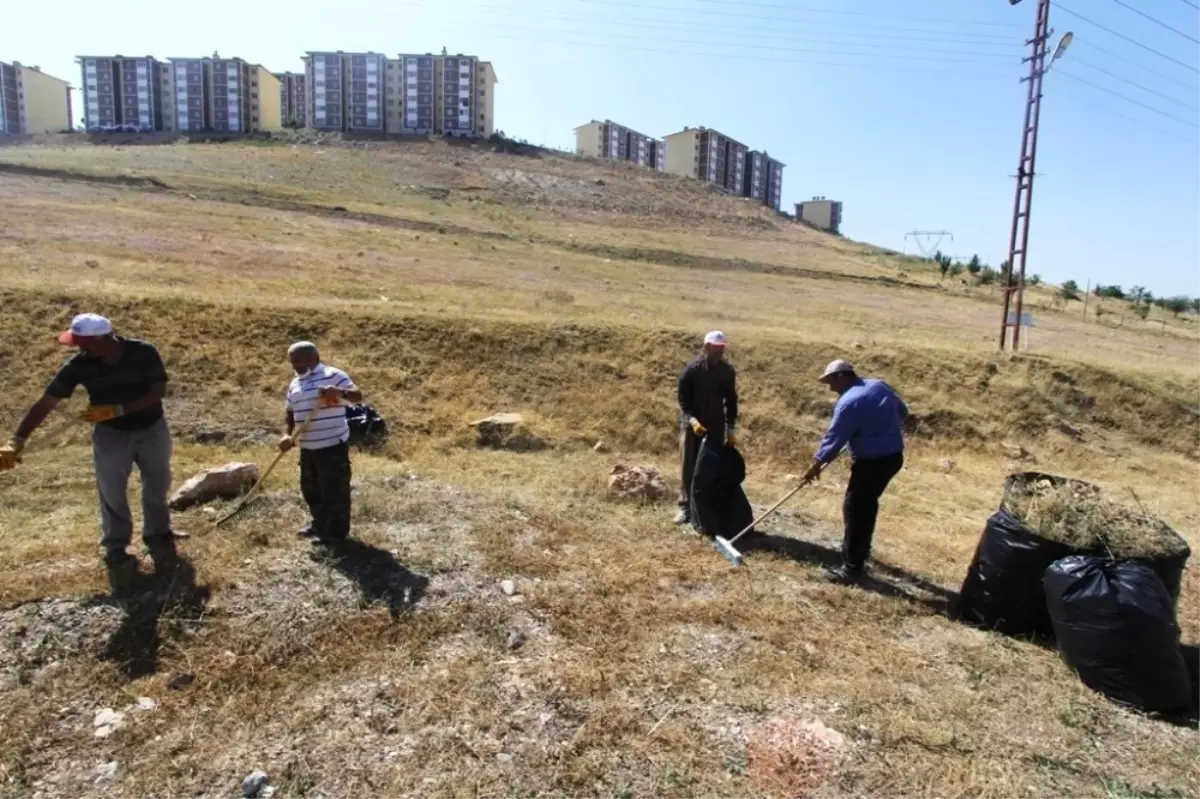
top-left (285, 363), bottom-right (355, 450)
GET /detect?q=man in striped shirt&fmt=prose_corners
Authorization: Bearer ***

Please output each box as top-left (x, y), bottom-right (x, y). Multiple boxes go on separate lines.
top-left (279, 341), bottom-right (363, 547)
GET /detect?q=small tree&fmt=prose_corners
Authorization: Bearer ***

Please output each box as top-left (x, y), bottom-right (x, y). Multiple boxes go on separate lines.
top-left (1028, 274), bottom-right (1042, 286)
top-left (1191, 298), bottom-right (1200, 314)
top-left (934, 250), bottom-right (952, 281)
top-left (1128, 286), bottom-right (1145, 306)
top-left (967, 254), bottom-right (982, 275)
top-left (949, 262), bottom-right (964, 278)
top-left (1096, 285), bottom-right (1126, 300)
top-left (1061, 280), bottom-right (1081, 301)
top-left (978, 266), bottom-right (997, 285)
top-left (1163, 296), bottom-right (1191, 317)
top-left (1135, 303), bottom-right (1151, 320)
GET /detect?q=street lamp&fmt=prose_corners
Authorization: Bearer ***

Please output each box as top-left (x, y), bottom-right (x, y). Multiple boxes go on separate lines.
top-left (998, 0), bottom-right (1073, 352)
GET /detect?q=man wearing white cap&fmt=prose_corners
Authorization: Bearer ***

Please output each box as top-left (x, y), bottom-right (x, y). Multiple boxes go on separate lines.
top-left (802, 359), bottom-right (907, 585)
top-left (674, 330), bottom-right (739, 525)
top-left (0, 313), bottom-right (177, 594)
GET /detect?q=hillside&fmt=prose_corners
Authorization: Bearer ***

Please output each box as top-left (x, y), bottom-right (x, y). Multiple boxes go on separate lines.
top-left (0, 135), bottom-right (1196, 798)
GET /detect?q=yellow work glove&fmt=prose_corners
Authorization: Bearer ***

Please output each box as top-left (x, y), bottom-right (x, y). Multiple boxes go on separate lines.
top-left (0, 439), bottom-right (23, 472)
top-left (80, 405), bottom-right (124, 424)
top-left (689, 417), bottom-right (707, 436)
top-left (318, 386), bottom-right (345, 408)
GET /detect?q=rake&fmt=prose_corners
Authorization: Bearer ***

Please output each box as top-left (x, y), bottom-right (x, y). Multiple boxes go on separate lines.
top-left (713, 480), bottom-right (812, 567)
top-left (215, 409), bottom-right (318, 527)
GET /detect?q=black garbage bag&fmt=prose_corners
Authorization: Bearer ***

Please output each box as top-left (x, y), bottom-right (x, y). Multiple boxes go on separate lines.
top-left (958, 472), bottom-right (1190, 638)
top-left (689, 437), bottom-right (754, 539)
top-left (345, 404), bottom-right (388, 450)
top-left (1044, 555), bottom-right (1192, 713)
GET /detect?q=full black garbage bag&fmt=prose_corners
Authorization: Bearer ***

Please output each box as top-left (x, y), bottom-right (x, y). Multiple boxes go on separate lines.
top-left (345, 404), bottom-right (388, 450)
top-left (1044, 555), bottom-right (1191, 713)
top-left (958, 472), bottom-right (1190, 638)
top-left (689, 438), bottom-right (754, 539)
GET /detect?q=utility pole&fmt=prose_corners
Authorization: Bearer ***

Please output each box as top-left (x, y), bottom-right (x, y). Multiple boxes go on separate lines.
top-left (999, 1), bottom-right (1072, 351)
top-left (1082, 278), bottom-right (1090, 319)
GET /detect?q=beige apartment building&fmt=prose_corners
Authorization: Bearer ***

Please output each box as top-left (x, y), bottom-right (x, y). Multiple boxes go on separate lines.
top-left (574, 119), bottom-right (665, 170)
top-left (0, 62), bottom-right (72, 134)
top-left (78, 55), bottom-right (169, 131)
top-left (796, 197), bottom-right (843, 233)
top-left (386, 51), bottom-right (497, 137)
top-left (663, 126), bottom-right (748, 194)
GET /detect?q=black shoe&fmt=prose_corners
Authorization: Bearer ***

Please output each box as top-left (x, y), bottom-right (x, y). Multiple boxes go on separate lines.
top-left (146, 538), bottom-right (180, 577)
top-left (104, 550), bottom-right (140, 597)
top-left (310, 537), bottom-right (349, 559)
top-left (825, 565), bottom-right (864, 586)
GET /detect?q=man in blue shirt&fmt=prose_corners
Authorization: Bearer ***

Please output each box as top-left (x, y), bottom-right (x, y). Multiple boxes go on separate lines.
top-left (802, 360), bottom-right (907, 585)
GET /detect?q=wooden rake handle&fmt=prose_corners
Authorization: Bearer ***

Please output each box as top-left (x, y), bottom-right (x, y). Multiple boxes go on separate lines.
top-left (727, 464), bottom-right (825, 545)
top-left (215, 409), bottom-right (319, 527)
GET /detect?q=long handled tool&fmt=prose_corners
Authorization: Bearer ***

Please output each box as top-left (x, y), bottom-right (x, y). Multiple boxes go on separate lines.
top-left (713, 480), bottom-right (812, 567)
top-left (215, 410), bottom-right (318, 527)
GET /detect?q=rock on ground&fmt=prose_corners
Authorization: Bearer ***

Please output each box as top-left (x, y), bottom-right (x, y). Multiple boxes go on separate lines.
top-left (469, 413), bottom-right (547, 451)
top-left (607, 465), bottom-right (670, 502)
top-left (169, 463), bottom-right (261, 510)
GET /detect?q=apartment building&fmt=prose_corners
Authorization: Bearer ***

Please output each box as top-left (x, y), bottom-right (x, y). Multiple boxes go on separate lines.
top-left (744, 151), bottom-right (785, 211)
top-left (648, 139), bottom-right (666, 171)
top-left (663, 127), bottom-right (747, 193)
top-left (574, 120), bottom-right (664, 169)
top-left (796, 197), bottom-right (843, 234)
top-left (277, 71), bottom-right (307, 127)
top-left (0, 61), bottom-right (72, 135)
top-left (303, 51), bottom-right (384, 132)
top-left (78, 55), bottom-right (167, 131)
top-left (387, 52), bottom-right (496, 136)
top-left (169, 58), bottom-right (208, 131)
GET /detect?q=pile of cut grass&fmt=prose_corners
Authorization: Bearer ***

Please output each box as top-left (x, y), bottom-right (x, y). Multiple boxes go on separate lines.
top-left (1006, 478), bottom-right (1190, 559)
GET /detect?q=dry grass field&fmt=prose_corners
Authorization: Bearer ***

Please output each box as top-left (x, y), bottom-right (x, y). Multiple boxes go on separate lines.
top-left (0, 134), bottom-right (1196, 798)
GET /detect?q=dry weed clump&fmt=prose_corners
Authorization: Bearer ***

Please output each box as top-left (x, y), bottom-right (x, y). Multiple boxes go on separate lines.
top-left (746, 715), bottom-right (846, 798)
top-left (1006, 478), bottom-right (1189, 559)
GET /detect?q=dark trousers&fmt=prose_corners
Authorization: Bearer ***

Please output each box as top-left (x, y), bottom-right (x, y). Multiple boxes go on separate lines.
top-left (300, 442), bottom-right (352, 542)
top-left (842, 452), bottom-right (904, 572)
top-left (678, 424), bottom-right (702, 509)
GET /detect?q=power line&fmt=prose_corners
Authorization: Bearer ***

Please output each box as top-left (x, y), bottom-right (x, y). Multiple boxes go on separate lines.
top-left (1055, 2), bottom-right (1200, 73)
top-left (408, 22), bottom-right (1017, 78)
top-left (493, 0), bottom-right (1023, 37)
top-left (1174, 0), bottom-right (1200, 10)
top-left (1073, 56), bottom-right (1200, 111)
top-left (685, 0), bottom-right (1025, 28)
top-left (422, 17), bottom-right (1021, 64)
top-left (1057, 68), bottom-right (1200, 127)
top-left (1105, 0), bottom-right (1200, 43)
top-left (1057, 91), bottom-right (1198, 143)
top-left (1076, 41), bottom-right (1199, 92)
top-left (430, 1), bottom-right (1024, 49)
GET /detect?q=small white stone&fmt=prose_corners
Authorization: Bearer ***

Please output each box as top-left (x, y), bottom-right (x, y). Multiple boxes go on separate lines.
top-left (500, 579), bottom-right (517, 597)
top-left (135, 697), bottom-right (157, 711)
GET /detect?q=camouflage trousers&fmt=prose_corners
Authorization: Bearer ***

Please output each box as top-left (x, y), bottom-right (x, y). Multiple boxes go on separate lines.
top-left (300, 442), bottom-right (352, 542)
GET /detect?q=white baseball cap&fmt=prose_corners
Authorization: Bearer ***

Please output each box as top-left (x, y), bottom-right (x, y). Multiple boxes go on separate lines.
top-left (818, 359), bottom-right (855, 383)
top-left (58, 313), bottom-right (113, 345)
top-left (703, 330), bottom-right (727, 348)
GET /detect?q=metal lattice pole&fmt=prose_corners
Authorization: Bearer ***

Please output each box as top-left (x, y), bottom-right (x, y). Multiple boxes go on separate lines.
top-left (1000, 0), bottom-right (1052, 351)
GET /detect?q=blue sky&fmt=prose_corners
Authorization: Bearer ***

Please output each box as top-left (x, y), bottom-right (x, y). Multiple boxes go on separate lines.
top-left (4, 0), bottom-right (1198, 295)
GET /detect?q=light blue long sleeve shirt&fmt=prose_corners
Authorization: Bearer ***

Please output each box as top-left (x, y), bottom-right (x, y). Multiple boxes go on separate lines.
top-left (815, 378), bottom-right (908, 464)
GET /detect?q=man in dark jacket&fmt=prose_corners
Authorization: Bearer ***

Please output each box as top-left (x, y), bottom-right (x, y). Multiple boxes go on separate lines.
top-left (674, 330), bottom-right (739, 525)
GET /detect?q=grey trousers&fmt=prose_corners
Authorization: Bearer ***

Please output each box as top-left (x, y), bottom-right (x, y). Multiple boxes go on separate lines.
top-left (93, 418), bottom-right (173, 552)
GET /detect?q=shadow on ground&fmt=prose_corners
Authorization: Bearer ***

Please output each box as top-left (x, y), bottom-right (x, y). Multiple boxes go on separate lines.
top-left (99, 555), bottom-right (211, 678)
top-left (316, 540), bottom-right (430, 618)
top-left (743, 531), bottom-right (960, 615)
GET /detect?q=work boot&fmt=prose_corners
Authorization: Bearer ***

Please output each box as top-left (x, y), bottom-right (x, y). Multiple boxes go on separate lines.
top-left (824, 565), bottom-right (864, 586)
top-left (103, 550), bottom-right (140, 597)
top-left (673, 507), bottom-right (690, 525)
top-left (146, 537), bottom-right (179, 578)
